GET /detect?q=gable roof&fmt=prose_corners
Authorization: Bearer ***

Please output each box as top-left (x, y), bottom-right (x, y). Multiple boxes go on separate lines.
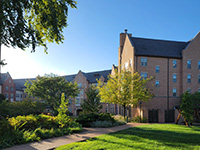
top-left (0, 73), bottom-right (9, 84)
top-left (129, 36), bottom-right (189, 58)
top-left (13, 78), bottom-right (36, 91)
top-left (83, 69), bottom-right (111, 83)
top-left (63, 74), bottom-right (76, 82)
top-left (13, 69), bottom-right (111, 90)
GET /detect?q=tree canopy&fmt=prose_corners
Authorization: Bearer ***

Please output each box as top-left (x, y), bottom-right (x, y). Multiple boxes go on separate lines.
top-left (97, 69), bottom-right (153, 118)
top-left (81, 85), bottom-right (103, 114)
top-left (25, 74), bottom-right (78, 114)
top-left (0, 0), bottom-right (77, 52)
top-left (180, 91), bottom-right (200, 124)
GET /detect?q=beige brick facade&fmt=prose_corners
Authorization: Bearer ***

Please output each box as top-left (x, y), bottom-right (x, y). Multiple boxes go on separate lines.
top-left (117, 30), bottom-right (200, 123)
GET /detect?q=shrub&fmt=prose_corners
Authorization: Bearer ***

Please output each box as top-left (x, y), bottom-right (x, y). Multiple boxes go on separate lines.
top-left (0, 114), bottom-right (82, 149)
top-left (91, 121), bottom-right (113, 128)
top-left (76, 113), bottom-right (116, 127)
top-left (0, 99), bottom-right (46, 118)
top-left (131, 116), bottom-right (148, 123)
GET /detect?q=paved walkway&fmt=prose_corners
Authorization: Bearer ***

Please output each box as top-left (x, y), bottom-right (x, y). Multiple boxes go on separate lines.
top-left (5, 123), bottom-right (145, 150)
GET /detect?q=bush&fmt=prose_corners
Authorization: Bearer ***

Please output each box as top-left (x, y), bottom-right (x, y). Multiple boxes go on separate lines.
top-left (77, 113), bottom-right (116, 127)
top-left (91, 121), bottom-right (113, 128)
top-left (0, 99), bottom-right (46, 118)
top-left (131, 116), bottom-right (148, 123)
top-left (0, 114), bottom-right (82, 149)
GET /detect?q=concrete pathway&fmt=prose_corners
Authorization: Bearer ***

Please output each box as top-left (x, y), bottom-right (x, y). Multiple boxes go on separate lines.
top-left (4, 123), bottom-right (146, 150)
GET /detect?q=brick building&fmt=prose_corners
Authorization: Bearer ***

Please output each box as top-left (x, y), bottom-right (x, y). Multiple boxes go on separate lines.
top-left (117, 29), bottom-right (200, 122)
top-left (0, 72), bottom-right (16, 102)
top-left (12, 70), bottom-right (114, 116)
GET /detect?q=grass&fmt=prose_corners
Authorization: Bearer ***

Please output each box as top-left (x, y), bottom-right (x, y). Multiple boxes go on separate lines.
top-left (56, 124), bottom-right (200, 150)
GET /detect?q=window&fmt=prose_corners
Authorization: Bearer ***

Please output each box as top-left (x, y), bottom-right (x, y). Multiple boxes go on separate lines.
top-left (155, 66), bottom-right (160, 73)
top-left (125, 62), bottom-right (129, 69)
top-left (69, 100), bottom-right (72, 105)
top-left (9, 80), bottom-right (11, 83)
top-left (16, 94), bottom-right (19, 98)
top-left (198, 75), bottom-right (200, 83)
top-left (173, 60), bottom-right (177, 68)
top-left (130, 59), bottom-right (132, 67)
top-left (187, 88), bottom-right (191, 94)
top-left (78, 83), bottom-right (82, 88)
top-left (198, 61), bottom-right (200, 69)
top-left (187, 60), bottom-right (191, 69)
top-left (173, 88), bottom-right (177, 97)
top-left (11, 87), bottom-right (13, 91)
top-left (5, 93), bottom-right (8, 99)
top-left (6, 86), bottom-right (8, 90)
top-left (11, 94), bottom-right (13, 99)
top-left (141, 58), bottom-right (147, 66)
top-left (141, 72), bottom-right (147, 80)
top-left (155, 81), bottom-right (159, 87)
top-left (173, 74), bottom-right (177, 83)
top-left (76, 98), bottom-right (80, 104)
top-left (68, 107), bottom-right (72, 113)
top-left (187, 74), bottom-right (191, 83)
top-left (198, 88), bottom-right (200, 92)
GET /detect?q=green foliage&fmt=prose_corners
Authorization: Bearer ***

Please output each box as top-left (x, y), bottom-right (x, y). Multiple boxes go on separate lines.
top-left (0, 94), bottom-right (6, 104)
top-left (25, 75), bottom-right (78, 114)
top-left (180, 91), bottom-right (200, 124)
top-left (81, 85), bottom-right (103, 114)
top-left (0, 114), bottom-right (82, 149)
top-left (97, 69), bottom-right (153, 118)
top-left (0, 0), bottom-right (77, 52)
top-left (91, 120), bottom-right (126, 128)
top-left (0, 99), bottom-right (46, 118)
top-left (91, 121), bottom-right (113, 128)
top-left (76, 113), bottom-right (116, 127)
top-left (57, 93), bottom-right (70, 128)
top-left (131, 116), bottom-right (148, 123)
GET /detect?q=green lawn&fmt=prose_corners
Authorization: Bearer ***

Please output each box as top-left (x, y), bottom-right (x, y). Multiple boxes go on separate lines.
top-left (56, 124), bottom-right (200, 150)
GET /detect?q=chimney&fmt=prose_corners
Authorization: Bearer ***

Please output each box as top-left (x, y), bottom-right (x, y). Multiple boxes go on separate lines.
top-left (125, 29), bottom-right (128, 34)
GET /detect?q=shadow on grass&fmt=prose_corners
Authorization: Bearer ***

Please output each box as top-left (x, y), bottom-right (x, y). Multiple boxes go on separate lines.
top-left (106, 125), bottom-right (200, 149)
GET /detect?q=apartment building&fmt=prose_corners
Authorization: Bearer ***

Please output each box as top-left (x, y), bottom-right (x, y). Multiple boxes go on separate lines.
top-left (12, 69), bottom-right (114, 116)
top-left (117, 29), bottom-right (200, 122)
top-left (0, 72), bottom-right (16, 102)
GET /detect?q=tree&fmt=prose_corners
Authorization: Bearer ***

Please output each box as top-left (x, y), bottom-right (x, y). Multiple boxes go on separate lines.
top-left (81, 85), bottom-right (103, 114)
top-left (0, 0), bottom-right (77, 52)
top-left (25, 74), bottom-right (78, 114)
top-left (180, 91), bottom-right (200, 125)
top-left (57, 93), bottom-right (70, 127)
top-left (97, 69), bottom-right (153, 119)
top-left (0, 94), bottom-right (6, 104)
top-left (0, 0), bottom-right (77, 65)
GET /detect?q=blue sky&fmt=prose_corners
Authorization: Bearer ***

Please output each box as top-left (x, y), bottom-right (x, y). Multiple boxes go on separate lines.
top-left (2, 0), bottom-right (200, 79)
